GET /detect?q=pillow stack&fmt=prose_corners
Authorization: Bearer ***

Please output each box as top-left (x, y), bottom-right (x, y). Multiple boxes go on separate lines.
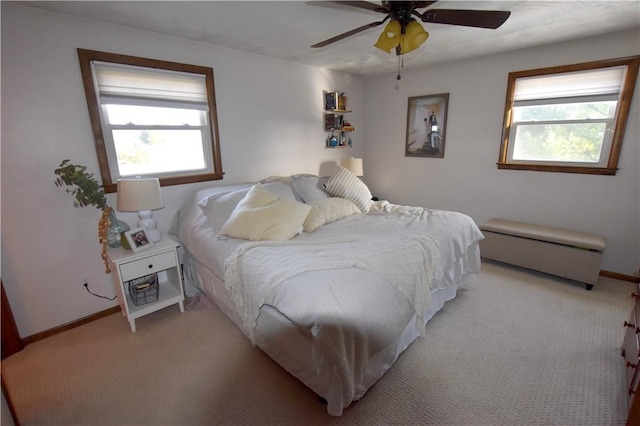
top-left (208, 166), bottom-right (374, 240)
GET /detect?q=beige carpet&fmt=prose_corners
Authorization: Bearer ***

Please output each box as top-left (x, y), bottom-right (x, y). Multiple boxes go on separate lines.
top-left (2, 261), bottom-right (635, 425)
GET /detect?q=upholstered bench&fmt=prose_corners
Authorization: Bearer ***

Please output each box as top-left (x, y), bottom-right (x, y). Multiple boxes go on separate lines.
top-left (479, 219), bottom-right (606, 290)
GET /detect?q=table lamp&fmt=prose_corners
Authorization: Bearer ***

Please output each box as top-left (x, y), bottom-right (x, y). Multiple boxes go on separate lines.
top-left (117, 177), bottom-right (164, 243)
top-left (340, 157), bottom-right (364, 177)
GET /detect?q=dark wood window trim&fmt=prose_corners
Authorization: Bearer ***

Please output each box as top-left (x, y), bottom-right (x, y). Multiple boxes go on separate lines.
top-left (498, 56), bottom-right (639, 175)
top-left (77, 49), bottom-right (223, 193)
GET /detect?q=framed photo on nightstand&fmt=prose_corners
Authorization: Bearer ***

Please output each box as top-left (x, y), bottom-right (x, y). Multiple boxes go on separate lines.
top-left (124, 227), bottom-right (154, 253)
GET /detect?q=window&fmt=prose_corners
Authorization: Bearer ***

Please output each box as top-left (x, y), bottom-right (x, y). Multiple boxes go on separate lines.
top-left (498, 56), bottom-right (639, 175)
top-left (77, 49), bottom-right (223, 192)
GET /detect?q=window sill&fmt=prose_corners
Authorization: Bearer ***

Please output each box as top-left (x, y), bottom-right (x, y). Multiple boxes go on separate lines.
top-left (497, 163), bottom-right (618, 176)
top-left (103, 172), bottom-right (224, 193)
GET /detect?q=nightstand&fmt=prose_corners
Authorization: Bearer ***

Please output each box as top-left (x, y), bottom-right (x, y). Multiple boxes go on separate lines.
top-left (108, 238), bottom-right (184, 332)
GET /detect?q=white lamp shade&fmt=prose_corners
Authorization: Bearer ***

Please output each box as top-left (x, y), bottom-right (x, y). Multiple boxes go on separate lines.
top-left (117, 178), bottom-right (164, 212)
top-left (340, 157), bottom-right (364, 176)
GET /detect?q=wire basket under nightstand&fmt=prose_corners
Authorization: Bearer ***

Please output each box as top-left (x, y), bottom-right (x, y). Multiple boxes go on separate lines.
top-left (127, 273), bottom-right (159, 306)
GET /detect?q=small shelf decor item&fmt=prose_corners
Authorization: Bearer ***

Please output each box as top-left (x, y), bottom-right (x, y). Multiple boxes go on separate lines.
top-left (324, 91), bottom-right (338, 111)
top-left (405, 93), bottom-right (449, 158)
top-left (124, 227), bottom-right (154, 253)
top-left (127, 273), bottom-right (159, 306)
top-left (54, 159), bottom-right (130, 273)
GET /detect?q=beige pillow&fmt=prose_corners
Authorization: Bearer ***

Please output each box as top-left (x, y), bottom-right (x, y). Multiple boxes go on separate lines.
top-left (219, 184), bottom-right (312, 241)
top-left (325, 165), bottom-right (373, 213)
top-left (199, 182), bottom-right (296, 231)
top-left (303, 197), bottom-right (361, 232)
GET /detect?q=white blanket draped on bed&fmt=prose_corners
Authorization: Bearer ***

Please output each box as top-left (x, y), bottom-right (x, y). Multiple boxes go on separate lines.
top-left (368, 199), bottom-right (427, 217)
top-left (224, 232), bottom-right (441, 344)
top-left (224, 231), bottom-right (441, 407)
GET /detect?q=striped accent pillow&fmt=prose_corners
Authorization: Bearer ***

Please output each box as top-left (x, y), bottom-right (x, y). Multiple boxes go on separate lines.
top-left (325, 166), bottom-right (373, 213)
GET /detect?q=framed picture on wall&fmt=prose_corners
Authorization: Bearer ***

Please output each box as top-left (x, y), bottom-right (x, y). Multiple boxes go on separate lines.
top-left (405, 93), bottom-right (449, 158)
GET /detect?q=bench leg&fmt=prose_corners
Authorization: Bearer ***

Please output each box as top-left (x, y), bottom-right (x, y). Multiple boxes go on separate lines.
top-left (586, 284), bottom-right (593, 291)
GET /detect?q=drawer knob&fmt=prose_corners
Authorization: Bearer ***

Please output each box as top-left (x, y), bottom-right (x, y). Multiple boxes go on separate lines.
top-left (625, 321), bottom-right (635, 328)
top-left (148, 264), bottom-right (153, 269)
top-left (632, 292), bottom-right (640, 299)
top-left (627, 361), bottom-right (638, 369)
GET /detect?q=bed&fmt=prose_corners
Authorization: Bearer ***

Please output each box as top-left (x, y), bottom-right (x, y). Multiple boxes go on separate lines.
top-left (170, 171), bottom-right (484, 416)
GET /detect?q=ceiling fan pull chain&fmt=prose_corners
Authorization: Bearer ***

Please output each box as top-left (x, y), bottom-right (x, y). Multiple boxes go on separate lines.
top-left (397, 53), bottom-right (404, 80)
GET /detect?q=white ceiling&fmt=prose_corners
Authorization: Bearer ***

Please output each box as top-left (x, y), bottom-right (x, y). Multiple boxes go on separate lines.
top-left (20, 1), bottom-right (640, 76)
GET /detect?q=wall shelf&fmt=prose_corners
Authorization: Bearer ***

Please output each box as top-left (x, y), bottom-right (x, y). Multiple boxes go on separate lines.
top-left (324, 91), bottom-right (354, 148)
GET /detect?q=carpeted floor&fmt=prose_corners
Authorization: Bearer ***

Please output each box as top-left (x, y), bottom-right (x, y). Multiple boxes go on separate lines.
top-left (2, 261), bottom-right (635, 425)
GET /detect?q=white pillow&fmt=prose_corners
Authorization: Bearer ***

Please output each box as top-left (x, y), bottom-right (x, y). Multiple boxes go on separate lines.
top-left (219, 184), bottom-right (312, 241)
top-left (292, 175), bottom-right (330, 203)
top-left (199, 182), bottom-right (296, 231)
top-left (325, 165), bottom-right (373, 213)
top-left (303, 197), bottom-right (361, 232)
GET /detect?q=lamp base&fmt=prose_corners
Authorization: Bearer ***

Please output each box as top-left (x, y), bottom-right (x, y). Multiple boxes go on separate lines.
top-left (137, 210), bottom-right (162, 243)
top-left (144, 228), bottom-right (162, 243)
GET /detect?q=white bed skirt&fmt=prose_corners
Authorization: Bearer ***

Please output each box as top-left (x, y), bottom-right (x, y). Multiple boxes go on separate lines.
top-left (182, 242), bottom-right (480, 416)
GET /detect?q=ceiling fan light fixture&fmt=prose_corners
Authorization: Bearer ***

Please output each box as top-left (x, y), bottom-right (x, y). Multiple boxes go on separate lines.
top-left (374, 20), bottom-right (401, 53)
top-left (399, 19), bottom-right (429, 55)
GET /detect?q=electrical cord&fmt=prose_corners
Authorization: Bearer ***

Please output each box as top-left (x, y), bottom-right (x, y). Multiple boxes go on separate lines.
top-left (83, 283), bottom-right (116, 301)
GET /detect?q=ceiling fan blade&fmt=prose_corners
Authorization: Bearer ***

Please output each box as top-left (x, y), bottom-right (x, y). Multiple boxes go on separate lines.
top-left (311, 18), bottom-right (388, 48)
top-left (317, 1), bottom-right (389, 14)
top-left (419, 9), bottom-right (511, 29)
top-left (412, 1), bottom-right (438, 9)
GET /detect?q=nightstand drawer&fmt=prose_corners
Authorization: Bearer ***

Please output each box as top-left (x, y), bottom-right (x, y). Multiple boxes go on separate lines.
top-left (119, 251), bottom-right (177, 282)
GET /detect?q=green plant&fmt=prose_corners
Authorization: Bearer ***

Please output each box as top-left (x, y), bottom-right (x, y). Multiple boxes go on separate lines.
top-left (54, 159), bottom-right (114, 273)
top-left (54, 159), bottom-right (107, 210)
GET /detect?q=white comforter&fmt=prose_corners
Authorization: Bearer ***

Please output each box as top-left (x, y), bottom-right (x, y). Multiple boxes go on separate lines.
top-left (172, 184), bottom-right (484, 413)
top-left (220, 201), bottom-right (482, 409)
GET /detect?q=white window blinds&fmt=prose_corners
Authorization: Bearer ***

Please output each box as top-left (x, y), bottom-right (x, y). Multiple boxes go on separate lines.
top-left (92, 61), bottom-right (208, 104)
top-left (514, 65), bottom-right (626, 102)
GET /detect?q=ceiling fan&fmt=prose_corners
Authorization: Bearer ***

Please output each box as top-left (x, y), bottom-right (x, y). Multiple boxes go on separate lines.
top-left (311, 1), bottom-right (511, 56)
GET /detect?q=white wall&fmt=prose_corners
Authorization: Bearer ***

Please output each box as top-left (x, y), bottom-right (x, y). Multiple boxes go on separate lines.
top-left (364, 29), bottom-right (640, 276)
top-left (3, 3), bottom-right (638, 338)
top-left (1, 3), bottom-right (365, 337)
